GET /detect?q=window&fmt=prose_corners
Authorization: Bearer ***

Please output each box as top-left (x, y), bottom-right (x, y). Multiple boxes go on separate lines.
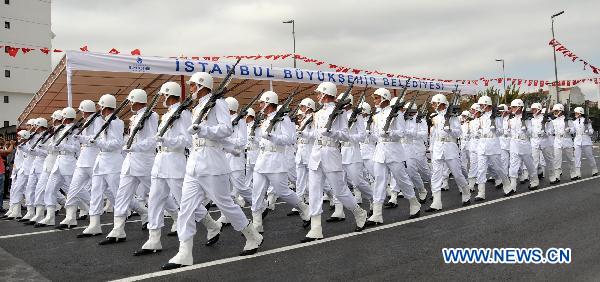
top-left (4, 46), bottom-right (9, 53)
top-left (3, 96), bottom-right (8, 103)
top-left (4, 0), bottom-right (9, 5)
top-left (4, 70), bottom-right (9, 78)
top-left (4, 21), bottom-right (9, 29)
top-left (3, 121), bottom-right (9, 128)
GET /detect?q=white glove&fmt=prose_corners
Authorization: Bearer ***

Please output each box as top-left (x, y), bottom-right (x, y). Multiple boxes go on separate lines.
top-left (155, 135), bottom-right (164, 143)
top-left (231, 149), bottom-right (242, 157)
top-left (443, 126), bottom-right (451, 132)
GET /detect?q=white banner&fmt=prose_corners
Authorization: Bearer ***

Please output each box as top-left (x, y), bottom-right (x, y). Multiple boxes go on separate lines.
top-left (66, 51), bottom-right (477, 103)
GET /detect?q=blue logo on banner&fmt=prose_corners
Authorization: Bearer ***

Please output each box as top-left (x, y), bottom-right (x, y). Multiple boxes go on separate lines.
top-left (129, 57), bottom-right (150, 72)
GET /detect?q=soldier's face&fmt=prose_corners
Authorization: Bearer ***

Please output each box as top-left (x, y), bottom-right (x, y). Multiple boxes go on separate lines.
top-left (189, 83), bottom-right (198, 94)
top-left (372, 95), bottom-right (382, 106)
top-left (575, 113), bottom-right (581, 118)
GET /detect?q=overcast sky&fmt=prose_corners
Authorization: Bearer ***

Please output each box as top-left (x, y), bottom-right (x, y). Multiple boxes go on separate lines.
top-left (50, 0), bottom-right (600, 98)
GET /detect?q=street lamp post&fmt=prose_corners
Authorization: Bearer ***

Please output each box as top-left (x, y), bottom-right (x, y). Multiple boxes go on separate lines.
top-left (495, 59), bottom-right (506, 101)
top-left (551, 11), bottom-right (564, 103)
top-left (283, 19), bottom-right (296, 68)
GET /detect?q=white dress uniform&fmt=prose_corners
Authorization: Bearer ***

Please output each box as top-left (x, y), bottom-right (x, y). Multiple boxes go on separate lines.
top-left (475, 111), bottom-right (510, 199)
top-left (104, 108), bottom-right (158, 241)
top-left (367, 105), bottom-right (419, 223)
top-left (79, 116), bottom-right (124, 236)
top-left (304, 102), bottom-right (367, 240)
top-left (245, 121), bottom-right (259, 191)
top-left (22, 133), bottom-right (46, 220)
top-left (5, 140), bottom-right (29, 218)
top-left (572, 117), bottom-right (598, 177)
top-left (60, 116), bottom-right (103, 228)
top-left (530, 113), bottom-right (557, 182)
top-left (360, 118), bottom-right (377, 179)
top-left (341, 111), bottom-right (373, 206)
top-left (467, 115), bottom-right (480, 189)
top-left (404, 114), bottom-right (431, 202)
top-left (459, 121), bottom-right (470, 177)
top-left (499, 115), bottom-right (511, 175)
top-left (429, 110), bottom-right (471, 210)
top-left (506, 114), bottom-right (538, 192)
top-left (295, 113), bottom-right (315, 201)
top-left (40, 123), bottom-right (80, 226)
top-left (251, 111), bottom-right (309, 232)
top-left (551, 115), bottom-right (576, 179)
top-left (138, 103), bottom-right (192, 253)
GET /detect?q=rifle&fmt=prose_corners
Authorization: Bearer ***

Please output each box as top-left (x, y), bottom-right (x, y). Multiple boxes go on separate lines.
top-left (249, 111), bottom-right (263, 138)
top-left (325, 77), bottom-right (358, 132)
top-left (297, 103), bottom-right (322, 133)
top-left (75, 112), bottom-right (101, 135)
top-left (584, 100), bottom-right (590, 125)
top-left (233, 89), bottom-right (264, 126)
top-left (157, 97), bottom-right (193, 137)
top-left (403, 94), bottom-right (418, 120)
top-left (382, 78), bottom-right (411, 133)
top-left (265, 88), bottom-right (300, 135)
top-left (41, 124), bottom-right (65, 144)
top-left (416, 94), bottom-right (431, 123)
top-left (125, 92), bottom-right (161, 149)
top-left (444, 85), bottom-right (462, 127)
top-left (565, 92), bottom-right (572, 121)
top-left (192, 58), bottom-right (241, 127)
top-left (288, 98), bottom-right (302, 124)
top-left (55, 116), bottom-right (86, 146)
top-left (31, 128), bottom-right (52, 150)
top-left (92, 98), bottom-right (131, 142)
top-left (347, 85), bottom-right (368, 129)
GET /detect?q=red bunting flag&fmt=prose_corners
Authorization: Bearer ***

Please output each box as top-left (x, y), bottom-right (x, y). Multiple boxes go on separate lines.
top-left (80, 45), bottom-right (89, 52)
top-left (21, 48), bottom-right (33, 54)
top-left (109, 48), bottom-right (120, 55)
top-left (7, 46), bottom-right (19, 57)
top-left (40, 48), bottom-right (50, 54)
top-left (130, 49), bottom-right (141, 55)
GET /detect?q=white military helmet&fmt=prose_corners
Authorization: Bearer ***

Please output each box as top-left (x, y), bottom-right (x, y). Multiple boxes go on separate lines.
top-left (78, 100), bottom-right (96, 113)
top-left (337, 93), bottom-right (353, 105)
top-left (403, 102), bottom-right (417, 110)
top-left (259, 91), bottom-right (278, 105)
top-left (159, 81), bottom-right (182, 97)
top-left (61, 107), bottom-right (77, 119)
top-left (315, 82), bottom-right (337, 97)
top-left (498, 104), bottom-right (508, 112)
top-left (26, 119), bottom-right (36, 126)
top-left (299, 98), bottom-right (316, 111)
top-left (373, 88), bottom-right (392, 101)
top-left (552, 104), bottom-right (564, 111)
top-left (431, 94), bottom-right (448, 105)
top-left (18, 130), bottom-right (31, 139)
top-left (470, 103), bottom-right (483, 112)
top-left (34, 117), bottom-right (48, 128)
top-left (98, 94), bottom-right (117, 109)
top-left (530, 103), bottom-right (542, 111)
top-left (510, 99), bottom-right (524, 107)
top-left (188, 72), bottom-right (214, 90)
top-left (574, 107), bottom-right (584, 114)
top-left (461, 110), bottom-right (471, 117)
top-left (224, 97), bottom-right (239, 112)
top-left (478, 96), bottom-right (493, 106)
top-left (51, 110), bottom-right (64, 121)
top-left (247, 108), bottom-right (256, 117)
top-left (127, 89), bottom-right (147, 104)
top-left (360, 102), bottom-right (372, 114)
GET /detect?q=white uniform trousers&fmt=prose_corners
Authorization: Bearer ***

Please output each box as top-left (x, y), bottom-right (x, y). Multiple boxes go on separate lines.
top-left (64, 167), bottom-right (92, 208)
top-left (24, 173), bottom-right (40, 206)
top-left (500, 149), bottom-right (510, 176)
top-left (244, 164), bottom-right (255, 191)
top-left (532, 146), bottom-right (554, 178)
top-left (287, 158), bottom-right (297, 185)
top-left (9, 172), bottom-right (27, 204)
top-left (508, 153), bottom-right (536, 178)
top-left (252, 171), bottom-right (301, 213)
top-left (553, 147), bottom-right (575, 178)
top-left (406, 158), bottom-right (425, 191)
top-left (373, 162), bottom-right (415, 203)
top-left (363, 159), bottom-right (375, 178)
top-left (113, 175), bottom-right (151, 217)
top-left (177, 173), bottom-right (248, 241)
top-left (460, 148), bottom-right (469, 178)
top-left (468, 150), bottom-right (478, 179)
top-left (431, 158), bottom-right (468, 193)
top-left (230, 170), bottom-right (252, 203)
top-left (574, 145), bottom-right (597, 170)
top-left (342, 162), bottom-right (373, 201)
top-left (89, 173), bottom-right (120, 216)
top-left (476, 154), bottom-right (508, 184)
top-left (33, 172), bottom-right (49, 206)
top-left (295, 163), bottom-right (309, 199)
top-left (44, 171), bottom-right (72, 206)
top-left (147, 177), bottom-right (182, 230)
top-left (308, 166), bottom-right (357, 216)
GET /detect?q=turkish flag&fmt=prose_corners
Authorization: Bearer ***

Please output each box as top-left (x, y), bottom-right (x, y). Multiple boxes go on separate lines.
top-left (130, 49), bottom-right (141, 55)
top-left (21, 48), bottom-right (33, 54)
top-left (40, 48), bottom-right (50, 54)
top-left (80, 45), bottom-right (89, 52)
top-left (109, 48), bottom-right (120, 54)
top-left (7, 46), bottom-right (19, 57)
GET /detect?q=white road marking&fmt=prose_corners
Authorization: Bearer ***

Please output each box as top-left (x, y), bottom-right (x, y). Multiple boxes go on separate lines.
top-left (112, 175), bottom-right (600, 282)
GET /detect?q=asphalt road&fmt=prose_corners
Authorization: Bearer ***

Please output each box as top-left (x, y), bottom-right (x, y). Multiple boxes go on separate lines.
top-left (1, 148), bottom-right (599, 281)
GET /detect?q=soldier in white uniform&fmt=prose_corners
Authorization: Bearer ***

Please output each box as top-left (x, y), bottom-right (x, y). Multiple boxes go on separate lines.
top-left (550, 104), bottom-right (576, 181)
top-left (467, 104), bottom-right (482, 191)
top-left (359, 103), bottom-right (376, 182)
top-left (505, 99), bottom-right (539, 195)
top-left (404, 102), bottom-right (431, 203)
top-left (20, 118), bottom-right (48, 222)
top-left (250, 91), bottom-right (310, 233)
top-left (162, 72), bottom-right (262, 270)
top-left (2, 128), bottom-right (32, 220)
top-left (245, 109), bottom-right (259, 195)
top-left (474, 96), bottom-right (511, 201)
top-left (427, 94), bottom-right (471, 211)
top-left (135, 82), bottom-right (191, 256)
top-left (498, 104), bottom-right (511, 175)
top-left (7, 120), bottom-right (39, 220)
top-left (572, 107), bottom-right (598, 178)
top-left (530, 103), bottom-right (558, 184)
top-left (36, 108), bottom-right (80, 227)
top-left (302, 82), bottom-right (367, 242)
top-left (100, 89), bottom-right (158, 245)
top-left (78, 94), bottom-right (125, 238)
top-left (459, 111), bottom-right (471, 177)
top-left (56, 101), bottom-right (103, 229)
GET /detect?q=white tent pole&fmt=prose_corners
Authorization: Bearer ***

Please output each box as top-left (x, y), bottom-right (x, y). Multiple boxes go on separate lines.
top-left (66, 53), bottom-right (73, 107)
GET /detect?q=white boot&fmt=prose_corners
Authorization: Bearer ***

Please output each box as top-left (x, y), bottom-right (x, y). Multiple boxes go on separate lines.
top-left (21, 206), bottom-right (34, 220)
top-left (103, 200), bottom-right (113, 213)
top-left (200, 214), bottom-right (222, 245)
top-left (240, 223), bottom-right (263, 255)
top-left (2, 204), bottom-right (15, 218)
top-left (468, 178), bottom-right (476, 192)
top-left (58, 205), bottom-right (78, 228)
top-left (167, 239), bottom-right (193, 266)
top-left (460, 185), bottom-right (471, 204)
top-left (408, 197), bottom-right (421, 218)
top-left (442, 178), bottom-right (449, 191)
top-left (593, 168), bottom-right (599, 176)
top-left (251, 212), bottom-right (264, 233)
top-left (140, 229), bottom-right (163, 251)
top-left (296, 202), bottom-right (310, 222)
top-left (475, 183), bottom-right (486, 201)
top-left (327, 203), bottom-right (345, 221)
top-left (418, 187), bottom-right (428, 202)
top-left (352, 205), bottom-right (367, 230)
top-left (427, 191), bottom-right (442, 211)
top-left (366, 202), bottom-right (383, 224)
top-left (78, 203), bottom-right (89, 219)
top-left (267, 193), bottom-right (277, 210)
top-left (354, 189), bottom-right (362, 204)
top-left (234, 194), bottom-right (246, 207)
top-left (529, 175), bottom-right (539, 189)
top-left (11, 203), bottom-right (22, 219)
top-left (80, 215), bottom-right (102, 236)
top-left (106, 216), bottom-right (127, 239)
top-left (304, 215), bottom-right (323, 240)
top-left (168, 212), bottom-right (178, 235)
top-left (29, 205), bottom-right (45, 223)
top-left (216, 214), bottom-right (231, 225)
top-left (36, 206), bottom-right (56, 226)
top-left (504, 177), bottom-right (517, 195)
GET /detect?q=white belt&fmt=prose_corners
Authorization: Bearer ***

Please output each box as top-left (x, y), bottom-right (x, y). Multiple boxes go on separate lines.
top-left (159, 147), bottom-right (185, 154)
top-left (379, 137), bottom-right (397, 143)
top-left (246, 143), bottom-right (258, 151)
top-left (480, 133), bottom-right (496, 139)
top-left (341, 141), bottom-right (355, 147)
top-left (437, 137), bottom-right (457, 143)
top-left (297, 138), bottom-right (309, 145)
top-left (315, 140), bottom-right (339, 147)
top-left (58, 150), bottom-right (75, 156)
top-left (260, 145), bottom-right (285, 153)
top-left (512, 135), bottom-right (529, 141)
top-left (100, 149), bottom-right (118, 153)
top-left (193, 138), bottom-right (222, 149)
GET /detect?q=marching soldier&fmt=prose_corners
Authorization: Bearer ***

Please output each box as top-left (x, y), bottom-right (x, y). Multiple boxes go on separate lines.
top-left (403, 102), bottom-right (431, 203)
top-left (302, 82), bottom-right (367, 242)
top-left (467, 104), bottom-right (482, 191)
top-left (162, 72), bottom-right (262, 270)
top-left (100, 89), bottom-right (157, 245)
top-left (245, 108), bottom-right (259, 194)
top-left (530, 103), bottom-right (558, 184)
top-left (550, 104), bottom-right (576, 181)
top-left (505, 99), bottom-right (538, 195)
top-left (135, 81), bottom-right (191, 256)
top-left (498, 104), bottom-right (511, 175)
top-left (2, 125), bottom-right (34, 220)
top-left (572, 107), bottom-right (598, 177)
top-left (459, 110), bottom-right (471, 177)
top-left (289, 98), bottom-right (317, 216)
top-left (20, 118), bottom-right (48, 222)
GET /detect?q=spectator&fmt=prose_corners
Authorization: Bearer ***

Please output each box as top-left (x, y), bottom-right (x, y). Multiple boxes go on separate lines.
top-left (0, 139), bottom-right (14, 213)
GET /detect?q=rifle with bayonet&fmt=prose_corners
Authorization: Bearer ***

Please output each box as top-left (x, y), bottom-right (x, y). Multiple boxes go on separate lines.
top-left (347, 85), bottom-right (368, 129)
top-left (55, 116), bottom-right (86, 146)
top-left (289, 103), bottom-right (302, 124)
top-left (403, 94), bottom-right (418, 120)
top-left (382, 78), bottom-right (411, 133)
top-left (565, 92), bottom-right (573, 121)
top-left (249, 112), bottom-right (263, 138)
top-left (40, 124), bottom-right (65, 145)
top-left (125, 92), bottom-right (161, 149)
top-left (191, 58), bottom-right (241, 127)
top-left (297, 103), bottom-right (322, 133)
top-left (416, 94), bottom-right (431, 123)
top-left (233, 90), bottom-right (264, 126)
top-left (92, 98), bottom-right (131, 142)
top-left (31, 128), bottom-right (52, 150)
top-left (444, 85), bottom-right (462, 127)
top-left (584, 100), bottom-right (590, 125)
top-left (325, 78), bottom-right (358, 132)
top-left (265, 87), bottom-right (300, 135)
